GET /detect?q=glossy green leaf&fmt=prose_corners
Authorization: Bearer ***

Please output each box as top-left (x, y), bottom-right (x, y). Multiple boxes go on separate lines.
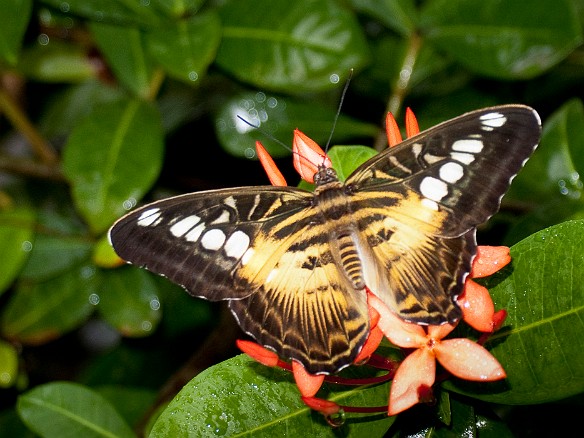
top-left (150, 354), bottom-right (395, 437)
top-left (348, 0), bottom-right (417, 36)
top-left (0, 0), bottom-right (31, 65)
top-left (62, 99), bottom-right (164, 234)
top-left (420, 0), bottom-right (583, 79)
top-left (96, 268), bottom-right (162, 337)
top-left (0, 208), bottom-right (35, 296)
top-left (20, 234), bottom-right (93, 281)
top-left (447, 220), bottom-right (584, 404)
top-left (216, 0), bottom-right (370, 93)
top-left (1, 264), bottom-right (96, 345)
top-left (17, 381), bottom-right (136, 438)
top-left (215, 92), bottom-right (378, 158)
top-left (146, 12), bottom-right (221, 85)
top-left (328, 145), bottom-right (378, 181)
top-left (41, 0), bottom-right (161, 27)
top-left (90, 23), bottom-right (154, 98)
top-left (0, 340), bottom-right (18, 388)
top-left (17, 40), bottom-right (95, 82)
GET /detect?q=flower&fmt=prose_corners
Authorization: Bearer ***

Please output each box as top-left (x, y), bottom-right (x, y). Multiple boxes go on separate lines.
top-left (249, 110), bottom-right (509, 419)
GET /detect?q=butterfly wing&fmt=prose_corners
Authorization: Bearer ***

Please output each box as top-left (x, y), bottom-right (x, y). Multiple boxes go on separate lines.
top-left (109, 187), bottom-right (369, 374)
top-left (345, 105), bottom-right (541, 324)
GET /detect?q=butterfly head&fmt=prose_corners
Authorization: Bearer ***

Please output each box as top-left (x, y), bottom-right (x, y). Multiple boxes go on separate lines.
top-left (313, 166), bottom-right (339, 187)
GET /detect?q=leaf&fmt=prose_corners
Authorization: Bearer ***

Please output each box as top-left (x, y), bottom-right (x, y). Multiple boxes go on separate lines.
top-left (90, 23), bottom-right (154, 98)
top-left (41, 0), bottom-right (161, 27)
top-left (0, 339), bottom-right (18, 388)
top-left (62, 98), bottom-right (164, 235)
top-left (447, 220), bottom-right (584, 404)
top-left (1, 263), bottom-right (96, 345)
top-left (0, 0), bottom-right (31, 65)
top-left (150, 354), bottom-right (395, 437)
top-left (17, 40), bottom-right (95, 82)
top-left (145, 11), bottom-right (221, 84)
top-left (420, 0), bottom-right (583, 79)
top-left (328, 145), bottom-right (378, 181)
top-left (215, 91), bottom-right (378, 159)
top-left (149, 0), bottom-right (206, 18)
top-left (215, 0), bottom-right (370, 93)
top-left (17, 381), bottom-right (136, 438)
top-left (0, 208), bottom-right (35, 297)
top-left (348, 0), bottom-right (417, 37)
top-left (96, 385), bottom-right (157, 428)
top-left (96, 268), bottom-right (162, 337)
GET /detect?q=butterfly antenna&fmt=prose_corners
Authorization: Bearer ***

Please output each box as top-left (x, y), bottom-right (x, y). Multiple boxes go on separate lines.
top-left (323, 69), bottom-right (354, 158)
top-left (236, 115), bottom-right (292, 153)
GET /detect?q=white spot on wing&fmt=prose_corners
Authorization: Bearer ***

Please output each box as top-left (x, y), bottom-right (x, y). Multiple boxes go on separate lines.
top-left (201, 229), bottom-right (226, 250)
top-left (451, 152), bottom-right (475, 164)
top-left (266, 268), bottom-right (278, 283)
top-left (224, 230), bottom-right (250, 259)
top-left (420, 176), bottom-right (448, 202)
top-left (241, 247), bottom-right (255, 265)
top-left (185, 223), bottom-right (205, 242)
top-left (224, 196), bottom-right (237, 209)
top-left (212, 209), bottom-right (231, 224)
top-left (170, 215), bottom-right (201, 237)
top-left (452, 139), bottom-right (483, 153)
top-left (421, 198), bottom-right (439, 210)
top-left (480, 112), bottom-right (506, 128)
top-left (439, 162), bottom-right (464, 183)
top-left (137, 208), bottom-right (162, 227)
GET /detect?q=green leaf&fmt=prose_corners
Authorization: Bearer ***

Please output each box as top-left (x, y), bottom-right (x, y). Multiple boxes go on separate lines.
top-left (62, 98), bottom-right (164, 234)
top-left (215, 91), bottom-right (378, 159)
top-left (41, 0), bottom-right (161, 27)
top-left (447, 220), bottom-right (584, 404)
top-left (1, 264), bottom-right (96, 345)
top-left (17, 381), bottom-right (136, 438)
top-left (328, 145), bottom-right (378, 181)
top-left (146, 12), bottom-right (221, 85)
top-left (0, 0), bottom-right (31, 65)
top-left (150, 354), bottom-right (395, 437)
top-left (0, 339), bottom-right (18, 388)
top-left (96, 268), bottom-right (162, 337)
top-left (90, 23), bottom-right (154, 98)
top-left (216, 0), bottom-right (370, 93)
top-left (17, 40), bottom-right (95, 82)
top-left (420, 0), bottom-right (583, 79)
top-left (348, 0), bottom-right (417, 36)
top-left (0, 208), bottom-right (35, 296)
top-left (97, 385), bottom-right (157, 428)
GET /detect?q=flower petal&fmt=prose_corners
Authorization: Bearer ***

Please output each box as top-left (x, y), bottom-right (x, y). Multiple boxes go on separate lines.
top-left (458, 280), bottom-right (495, 333)
top-left (354, 325), bottom-right (384, 365)
top-left (256, 141), bottom-right (287, 186)
top-left (292, 129), bottom-right (331, 183)
top-left (388, 348), bottom-right (435, 416)
top-left (385, 112), bottom-right (402, 147)
top-left (427, 322), bottom-right (456, 340)
top-left (471, 246), bottom-right (511, 278)
top-left (236, 339), bottom-right (280, 367)
top-left (405, 107), bottom-right (420, 137)
top-left (434, 338), bottom-right (506, 381)
top-left (368, 294), bottom-right (426, 348)
top-left (292, 360), bottom-right (325, 397)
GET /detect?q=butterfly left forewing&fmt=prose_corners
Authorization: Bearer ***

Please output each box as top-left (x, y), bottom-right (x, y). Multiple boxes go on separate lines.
top-left (345, 105), bottom-right (541, 324)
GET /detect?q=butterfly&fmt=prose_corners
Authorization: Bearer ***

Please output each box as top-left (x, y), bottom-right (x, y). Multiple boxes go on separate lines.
top-left (109, 105), bottom-right (541, 375)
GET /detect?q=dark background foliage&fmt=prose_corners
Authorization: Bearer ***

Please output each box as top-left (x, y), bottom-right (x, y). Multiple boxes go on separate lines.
top-left (1, 0), bottom-right (584, 436)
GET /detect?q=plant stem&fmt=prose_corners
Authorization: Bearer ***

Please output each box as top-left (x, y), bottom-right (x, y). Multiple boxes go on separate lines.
top-left (374, 32), bottom-right (422, 150)
top-left (0, 87), bottom-right (59, 166)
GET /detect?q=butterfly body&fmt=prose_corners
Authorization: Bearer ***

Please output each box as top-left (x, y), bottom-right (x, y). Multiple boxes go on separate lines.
top-left (109, 105), bottom-right (541, 374)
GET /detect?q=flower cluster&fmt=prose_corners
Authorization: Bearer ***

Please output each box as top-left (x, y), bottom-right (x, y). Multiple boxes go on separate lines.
top-left (239, 109), bottom-right (508, 420)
